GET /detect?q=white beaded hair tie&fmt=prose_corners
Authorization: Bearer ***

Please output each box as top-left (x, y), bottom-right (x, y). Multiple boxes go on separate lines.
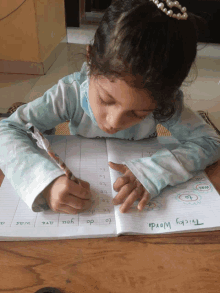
top-left (150, 0), bottom-right (188, 20)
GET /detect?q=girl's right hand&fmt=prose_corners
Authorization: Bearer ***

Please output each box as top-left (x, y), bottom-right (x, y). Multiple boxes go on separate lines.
top-left (42, 175), bottom-right (92, 214)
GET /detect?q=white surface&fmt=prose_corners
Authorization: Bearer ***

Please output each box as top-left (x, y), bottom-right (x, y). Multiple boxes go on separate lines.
top-left (0, 135), bottom-right (116, 240)
top-left (67, 24), bottom-right (97, 45)
top-left (197, 43), bottom-right (220, 59)
top-left (0, 136), bottom-right (220, 240)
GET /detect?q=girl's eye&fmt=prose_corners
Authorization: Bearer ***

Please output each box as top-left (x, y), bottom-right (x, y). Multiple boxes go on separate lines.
top-left (99, 96), bottom-right (147, 119)
top-left (99, 96), bottom-right (109, 105)
top-left (133, 112), bottom-right (147, 119)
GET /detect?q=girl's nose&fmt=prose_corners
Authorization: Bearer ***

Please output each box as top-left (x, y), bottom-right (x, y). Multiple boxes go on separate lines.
top-left (106, 110), bottom-right (126, 129)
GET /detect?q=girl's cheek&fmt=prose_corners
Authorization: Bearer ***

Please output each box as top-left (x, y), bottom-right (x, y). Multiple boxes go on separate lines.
top-left (97, 105), bottom-right (106, 121)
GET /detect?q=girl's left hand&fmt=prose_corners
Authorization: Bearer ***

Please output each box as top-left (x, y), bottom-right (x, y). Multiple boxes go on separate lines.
top-left (108, 161), bottom-right (151, 213)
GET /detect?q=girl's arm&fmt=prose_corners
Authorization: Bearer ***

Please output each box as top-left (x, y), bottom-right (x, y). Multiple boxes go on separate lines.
top-left (0, 75), bottom-right (82, 212)
top-left (122, 90), bottom-right (220, 199)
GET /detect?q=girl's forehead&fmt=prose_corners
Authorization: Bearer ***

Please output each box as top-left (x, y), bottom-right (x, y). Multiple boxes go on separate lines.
top-left (91, 76), bottom-right (156, 110)
top-left (95, 76), bottom-right (153, 98)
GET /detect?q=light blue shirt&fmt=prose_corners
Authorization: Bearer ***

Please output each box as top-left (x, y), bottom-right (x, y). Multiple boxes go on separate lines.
top-left (0, 62), bottom-right (220, 212)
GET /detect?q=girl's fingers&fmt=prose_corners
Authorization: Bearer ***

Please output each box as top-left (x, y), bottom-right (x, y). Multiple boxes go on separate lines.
top-left (56, 199), bottom-right (92, 214)
top-left (56, 204), bottom-right (79, 214)
top-left (108, 162), bottom-right (128, 174)
top-left (113, 175), bottom-right (130, 192)
top-left (137, 192), bottom-right (151, 211)
top-left (119, 183), bottom-right (144, 213)
top-left (113, 168), bottom-right (137, 192)
top-left (112, 180), bottom-right (137, 204)
top-left (68, 179), bottom-right (91, 200)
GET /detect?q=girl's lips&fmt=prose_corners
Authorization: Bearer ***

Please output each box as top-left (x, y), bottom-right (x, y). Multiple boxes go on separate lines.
top-left (106, 129), bottom-right (118, 134)
top-left (102, 126), bottom-right (119, 134)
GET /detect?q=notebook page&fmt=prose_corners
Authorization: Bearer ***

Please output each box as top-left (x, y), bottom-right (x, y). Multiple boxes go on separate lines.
top-left (106, 137), bottom-right (166, 232)
top-left (106, 136), bottom-right (220, 234)
top-left (0, 135), bottom-right (116, 240)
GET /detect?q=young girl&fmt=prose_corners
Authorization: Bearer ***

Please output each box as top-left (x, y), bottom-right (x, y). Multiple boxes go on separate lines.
top-left (0, 0), bottom-right (220, 215)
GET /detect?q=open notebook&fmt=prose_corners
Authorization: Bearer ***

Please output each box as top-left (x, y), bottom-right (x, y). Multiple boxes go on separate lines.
top-left (0, 135), bottom-right (220, 241)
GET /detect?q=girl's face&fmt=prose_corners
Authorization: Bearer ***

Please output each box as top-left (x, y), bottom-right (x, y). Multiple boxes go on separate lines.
top-left (88, 76), bottom-right (157, 134)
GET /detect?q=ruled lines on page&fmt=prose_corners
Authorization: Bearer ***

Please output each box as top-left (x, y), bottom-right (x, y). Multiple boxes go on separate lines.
top-left (106, 137), bottom-right (220, 235)
top-left (106, 137), bottom-right (164, 233)
top-left (0, 136), bottom-right (116, 240)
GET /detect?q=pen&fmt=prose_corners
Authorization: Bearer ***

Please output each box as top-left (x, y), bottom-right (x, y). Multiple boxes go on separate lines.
top-left (25, 123), bottom-right (80, 185)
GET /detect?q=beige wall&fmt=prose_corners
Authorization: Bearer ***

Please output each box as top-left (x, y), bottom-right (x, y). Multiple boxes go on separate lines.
top-left (0, 0), bottom-right (67, 74)
top-left (36, 0), bottom-right (67, 62)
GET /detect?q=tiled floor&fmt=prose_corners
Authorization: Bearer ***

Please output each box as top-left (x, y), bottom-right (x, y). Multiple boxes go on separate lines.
top-left (0, 11), bottom-right (220, 128)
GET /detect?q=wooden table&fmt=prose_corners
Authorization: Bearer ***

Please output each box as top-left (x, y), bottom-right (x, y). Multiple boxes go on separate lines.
top-left (0, 161), bottom-right (220, 293)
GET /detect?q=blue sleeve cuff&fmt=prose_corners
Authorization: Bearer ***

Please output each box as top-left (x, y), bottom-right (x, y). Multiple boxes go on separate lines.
top-left (123, 148), bottom-right (194, 198)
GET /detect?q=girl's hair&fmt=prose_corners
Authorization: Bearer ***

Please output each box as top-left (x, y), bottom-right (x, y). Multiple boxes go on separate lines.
top-left (87, 0), bottom-right (208, 122)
